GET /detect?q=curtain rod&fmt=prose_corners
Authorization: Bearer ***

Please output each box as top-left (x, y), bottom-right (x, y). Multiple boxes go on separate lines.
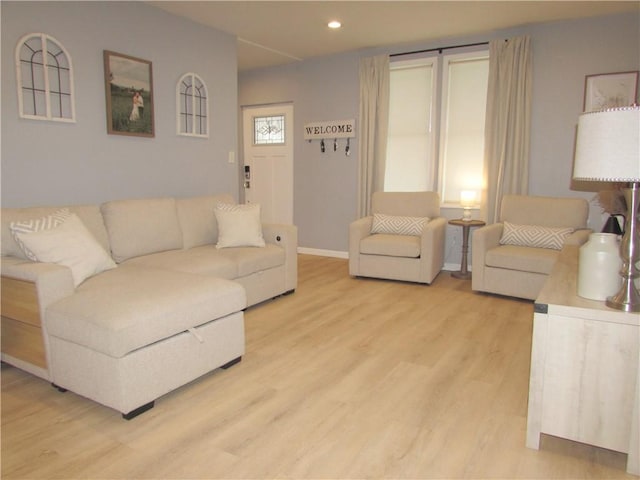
top-left (390, 41), bottom-right (489, 58)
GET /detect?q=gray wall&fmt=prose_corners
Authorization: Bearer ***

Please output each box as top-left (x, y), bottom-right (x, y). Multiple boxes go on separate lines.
top-left (239, 13), bottom-right (639, 260)
top-left (1, 1), bottom-right (238, 208)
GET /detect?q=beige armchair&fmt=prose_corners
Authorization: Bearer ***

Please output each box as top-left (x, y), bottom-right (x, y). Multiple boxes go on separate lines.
top-left (472, 194), bottom-right (591, 300)
top-left (349, 191), bottom-right (446, 284)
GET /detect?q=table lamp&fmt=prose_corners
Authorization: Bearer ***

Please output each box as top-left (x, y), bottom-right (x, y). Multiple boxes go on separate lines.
top-left (460, 190), bottom-right (477, 221)
top-left (573, 105), bottom-right (640, 312)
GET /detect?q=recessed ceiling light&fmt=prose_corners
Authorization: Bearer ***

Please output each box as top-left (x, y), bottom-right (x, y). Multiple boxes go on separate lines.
top-left (328, 20), bottom-right (342, 29)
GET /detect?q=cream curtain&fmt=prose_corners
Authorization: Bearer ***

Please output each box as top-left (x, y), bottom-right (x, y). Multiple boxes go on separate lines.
top-left (483, 36), bottom-right (532, 224)
top-left (358, 55), bottom-right (390, 217)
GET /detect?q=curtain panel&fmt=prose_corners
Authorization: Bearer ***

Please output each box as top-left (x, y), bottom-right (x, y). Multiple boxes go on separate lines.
top-left (358, 55), bottom-right (390, 217)
top-left (483, 36), bottom-right (532, 223)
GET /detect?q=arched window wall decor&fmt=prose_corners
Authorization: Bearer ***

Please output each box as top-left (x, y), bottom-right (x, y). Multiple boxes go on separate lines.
top-left (177, 73), bottom-right (209, 137)
top-left (15, 33), bottom-right (76, 122)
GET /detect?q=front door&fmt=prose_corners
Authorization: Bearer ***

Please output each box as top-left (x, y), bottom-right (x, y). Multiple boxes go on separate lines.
top-left (242, 104), bottom-right (294, 225)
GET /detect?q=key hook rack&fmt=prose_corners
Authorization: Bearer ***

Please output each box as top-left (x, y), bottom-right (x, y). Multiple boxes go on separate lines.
top-left (304, 119), bottom-right (356, 157)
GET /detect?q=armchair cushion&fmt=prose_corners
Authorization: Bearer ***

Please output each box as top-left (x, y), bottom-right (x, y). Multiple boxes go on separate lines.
top-left (486, 244), bottom-right (559, 275)
top-left (371, 214), bottom-right (429, 236)
top-left (360, 234), bottom-right (421, 258)
top-left (499, 221), bottom-right (574, 250)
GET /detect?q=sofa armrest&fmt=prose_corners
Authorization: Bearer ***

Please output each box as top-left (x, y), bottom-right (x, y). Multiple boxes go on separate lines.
top-left (348, 216), bottom-right (373, 275)
top-left (2, 256), bottom-right (75, 311)
top-left (419, 217), bottom-right (447, 283)
top-left (261, 223), bottom-right (298, 292)
top-left (564, 228), bottom-right (593, 246)
top-left (471, 223), bottom-right (504, 292)
top-left (2, 256), bottom-right (76, 374)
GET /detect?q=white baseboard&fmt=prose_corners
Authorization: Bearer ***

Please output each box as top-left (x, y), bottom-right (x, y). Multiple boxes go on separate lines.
top-left (296, 252), bottom-right (466, 271)
top-left (444, 262), bottom-right (461, 272)
top-left (298, 251), bottom-right (471, 272)
top-left (297, 247), bottom-right (349, 259)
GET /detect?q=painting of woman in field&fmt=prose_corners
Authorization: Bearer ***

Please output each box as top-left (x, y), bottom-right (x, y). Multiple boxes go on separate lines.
top-left (104, 51), bottom-right (154, 137)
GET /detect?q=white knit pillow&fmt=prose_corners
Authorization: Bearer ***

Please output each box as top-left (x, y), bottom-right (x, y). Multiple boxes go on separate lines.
top-left (371, 213), bottom-right (429, 236)
top-left (500, 221), bottom-right (574, 250)
top-left (214, 203), bottom-right (265, 248)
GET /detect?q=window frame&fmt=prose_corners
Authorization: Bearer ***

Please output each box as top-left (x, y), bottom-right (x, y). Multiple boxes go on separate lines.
top-left (15, 32), bottom-right (76, 123)
top-left (176, 72), bottom-right (209, 138)
top-left (386, 57), bottom-right (439, 192)
top-left (252, 114), bottom-right (286, 146)
top-left (437, 50), bottom-right (489, 207)
top-left (387, 48), bottom-right (489, 206)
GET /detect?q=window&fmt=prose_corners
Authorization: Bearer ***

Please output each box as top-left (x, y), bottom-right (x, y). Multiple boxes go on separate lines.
top-left (177, 73), bottom-right (208, 137)
top-left (385, 58), bottom-right (437, 191)
top-left (15, 33), bottom-right (75, 122)
top-left (253, 115), bottom-right (285, 145)
top-left (386, 50), bottom-right (489, 205)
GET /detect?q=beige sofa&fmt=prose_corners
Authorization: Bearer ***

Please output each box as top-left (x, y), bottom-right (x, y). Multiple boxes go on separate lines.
top-left (471, 194), bottom-right (590, 300)
top-left (1, 194), bottom-right (297, 418)
top-left (349, 191), bottom-right (446, 284)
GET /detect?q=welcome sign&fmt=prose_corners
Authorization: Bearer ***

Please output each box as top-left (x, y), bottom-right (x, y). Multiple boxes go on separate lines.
top-left (304, 119), bottom-right (356, 140)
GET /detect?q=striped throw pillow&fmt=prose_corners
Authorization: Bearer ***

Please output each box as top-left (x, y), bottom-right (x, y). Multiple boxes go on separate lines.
top-left (499, 221), bottom-right (574, 250)
top-left (10, 208), bottom-right (72, 260)
top-left (371, 213), bottom-right (429, 236)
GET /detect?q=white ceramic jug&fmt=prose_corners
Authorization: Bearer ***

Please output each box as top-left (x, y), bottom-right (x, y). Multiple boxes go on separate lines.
top-left (577, 233), bottom-right (622, 301)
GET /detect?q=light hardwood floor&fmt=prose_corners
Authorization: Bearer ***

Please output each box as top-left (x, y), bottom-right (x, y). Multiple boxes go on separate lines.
top-left (1, 254), bottom-right (634, 479)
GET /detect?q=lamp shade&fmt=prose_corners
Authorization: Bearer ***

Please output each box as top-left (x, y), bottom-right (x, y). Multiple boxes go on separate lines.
top-left (573, 106), bottom-right (640, 182)
top-left (460, 190), bottom-right (477, 207)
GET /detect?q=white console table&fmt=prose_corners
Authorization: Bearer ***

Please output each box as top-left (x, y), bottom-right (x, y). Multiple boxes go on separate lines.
top-left (526, 245), bottom-right (639, 476)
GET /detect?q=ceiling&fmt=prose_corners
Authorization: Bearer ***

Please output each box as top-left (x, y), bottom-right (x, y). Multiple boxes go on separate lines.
top-left (149, 1), bottom-right (639, 72)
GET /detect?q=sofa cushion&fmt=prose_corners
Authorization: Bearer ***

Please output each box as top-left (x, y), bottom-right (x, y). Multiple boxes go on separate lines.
top-left (122, 246), bottom-right (238, 279)
top-left (371, 213), bottom-right (429, 236)
top-left (11, 213), bottom-right (116, 287)
top-left (101, 197), bottom-right (183, 263)
top-left (214, 203), bottom-right (265, 248)
top-left (46, 265), bottom-right (247, 358)
top-left (499, 221), bottom-right (573, 250)
top-left (360, 234), bottom-right (421, 258)
top-left (215, 245), bottom-right (285, 277)
top-left (176, 194), bottom-right (234, 249)
top-left (485, 244), bottom-right (559, 275)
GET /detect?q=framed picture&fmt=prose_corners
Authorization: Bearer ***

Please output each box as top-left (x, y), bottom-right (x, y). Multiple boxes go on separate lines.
top-left (583, 71), bottom-right (639, 112)
top-left (104, 50), bottom-right (154, 137)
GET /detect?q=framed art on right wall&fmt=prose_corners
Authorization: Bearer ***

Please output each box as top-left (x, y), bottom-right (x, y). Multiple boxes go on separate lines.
top-left (583, 71), bottom-right (638, 112)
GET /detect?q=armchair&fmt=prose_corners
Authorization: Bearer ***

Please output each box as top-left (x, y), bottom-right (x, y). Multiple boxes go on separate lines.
top-left (349, 191), bottom-right (446, 284)
top-left (471, 194), bottom-right (591, 300)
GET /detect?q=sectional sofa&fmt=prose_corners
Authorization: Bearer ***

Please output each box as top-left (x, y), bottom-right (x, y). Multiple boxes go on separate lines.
top-left (0, 194), bottom-right (297, 418)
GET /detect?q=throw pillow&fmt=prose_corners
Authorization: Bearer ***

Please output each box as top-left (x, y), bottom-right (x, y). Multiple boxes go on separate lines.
top-left (499, 221), bottom-right (574, 250)
top-left (11, 213), bottom-right (117, 286)
top-left (371, 213), bottom-right (430, 236)
top-left (214, 203), bottom-right (265, 248)
top-left (9, 208), bottom-right (72, 261)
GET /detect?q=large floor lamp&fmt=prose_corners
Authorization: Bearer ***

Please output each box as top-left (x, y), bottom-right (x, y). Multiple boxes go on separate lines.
top-left (573, 105), bottom-right (640, 312)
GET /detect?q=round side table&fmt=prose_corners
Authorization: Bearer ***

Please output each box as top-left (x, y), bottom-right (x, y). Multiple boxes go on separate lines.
top-left (448, 219), bottom-right (486, 280)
